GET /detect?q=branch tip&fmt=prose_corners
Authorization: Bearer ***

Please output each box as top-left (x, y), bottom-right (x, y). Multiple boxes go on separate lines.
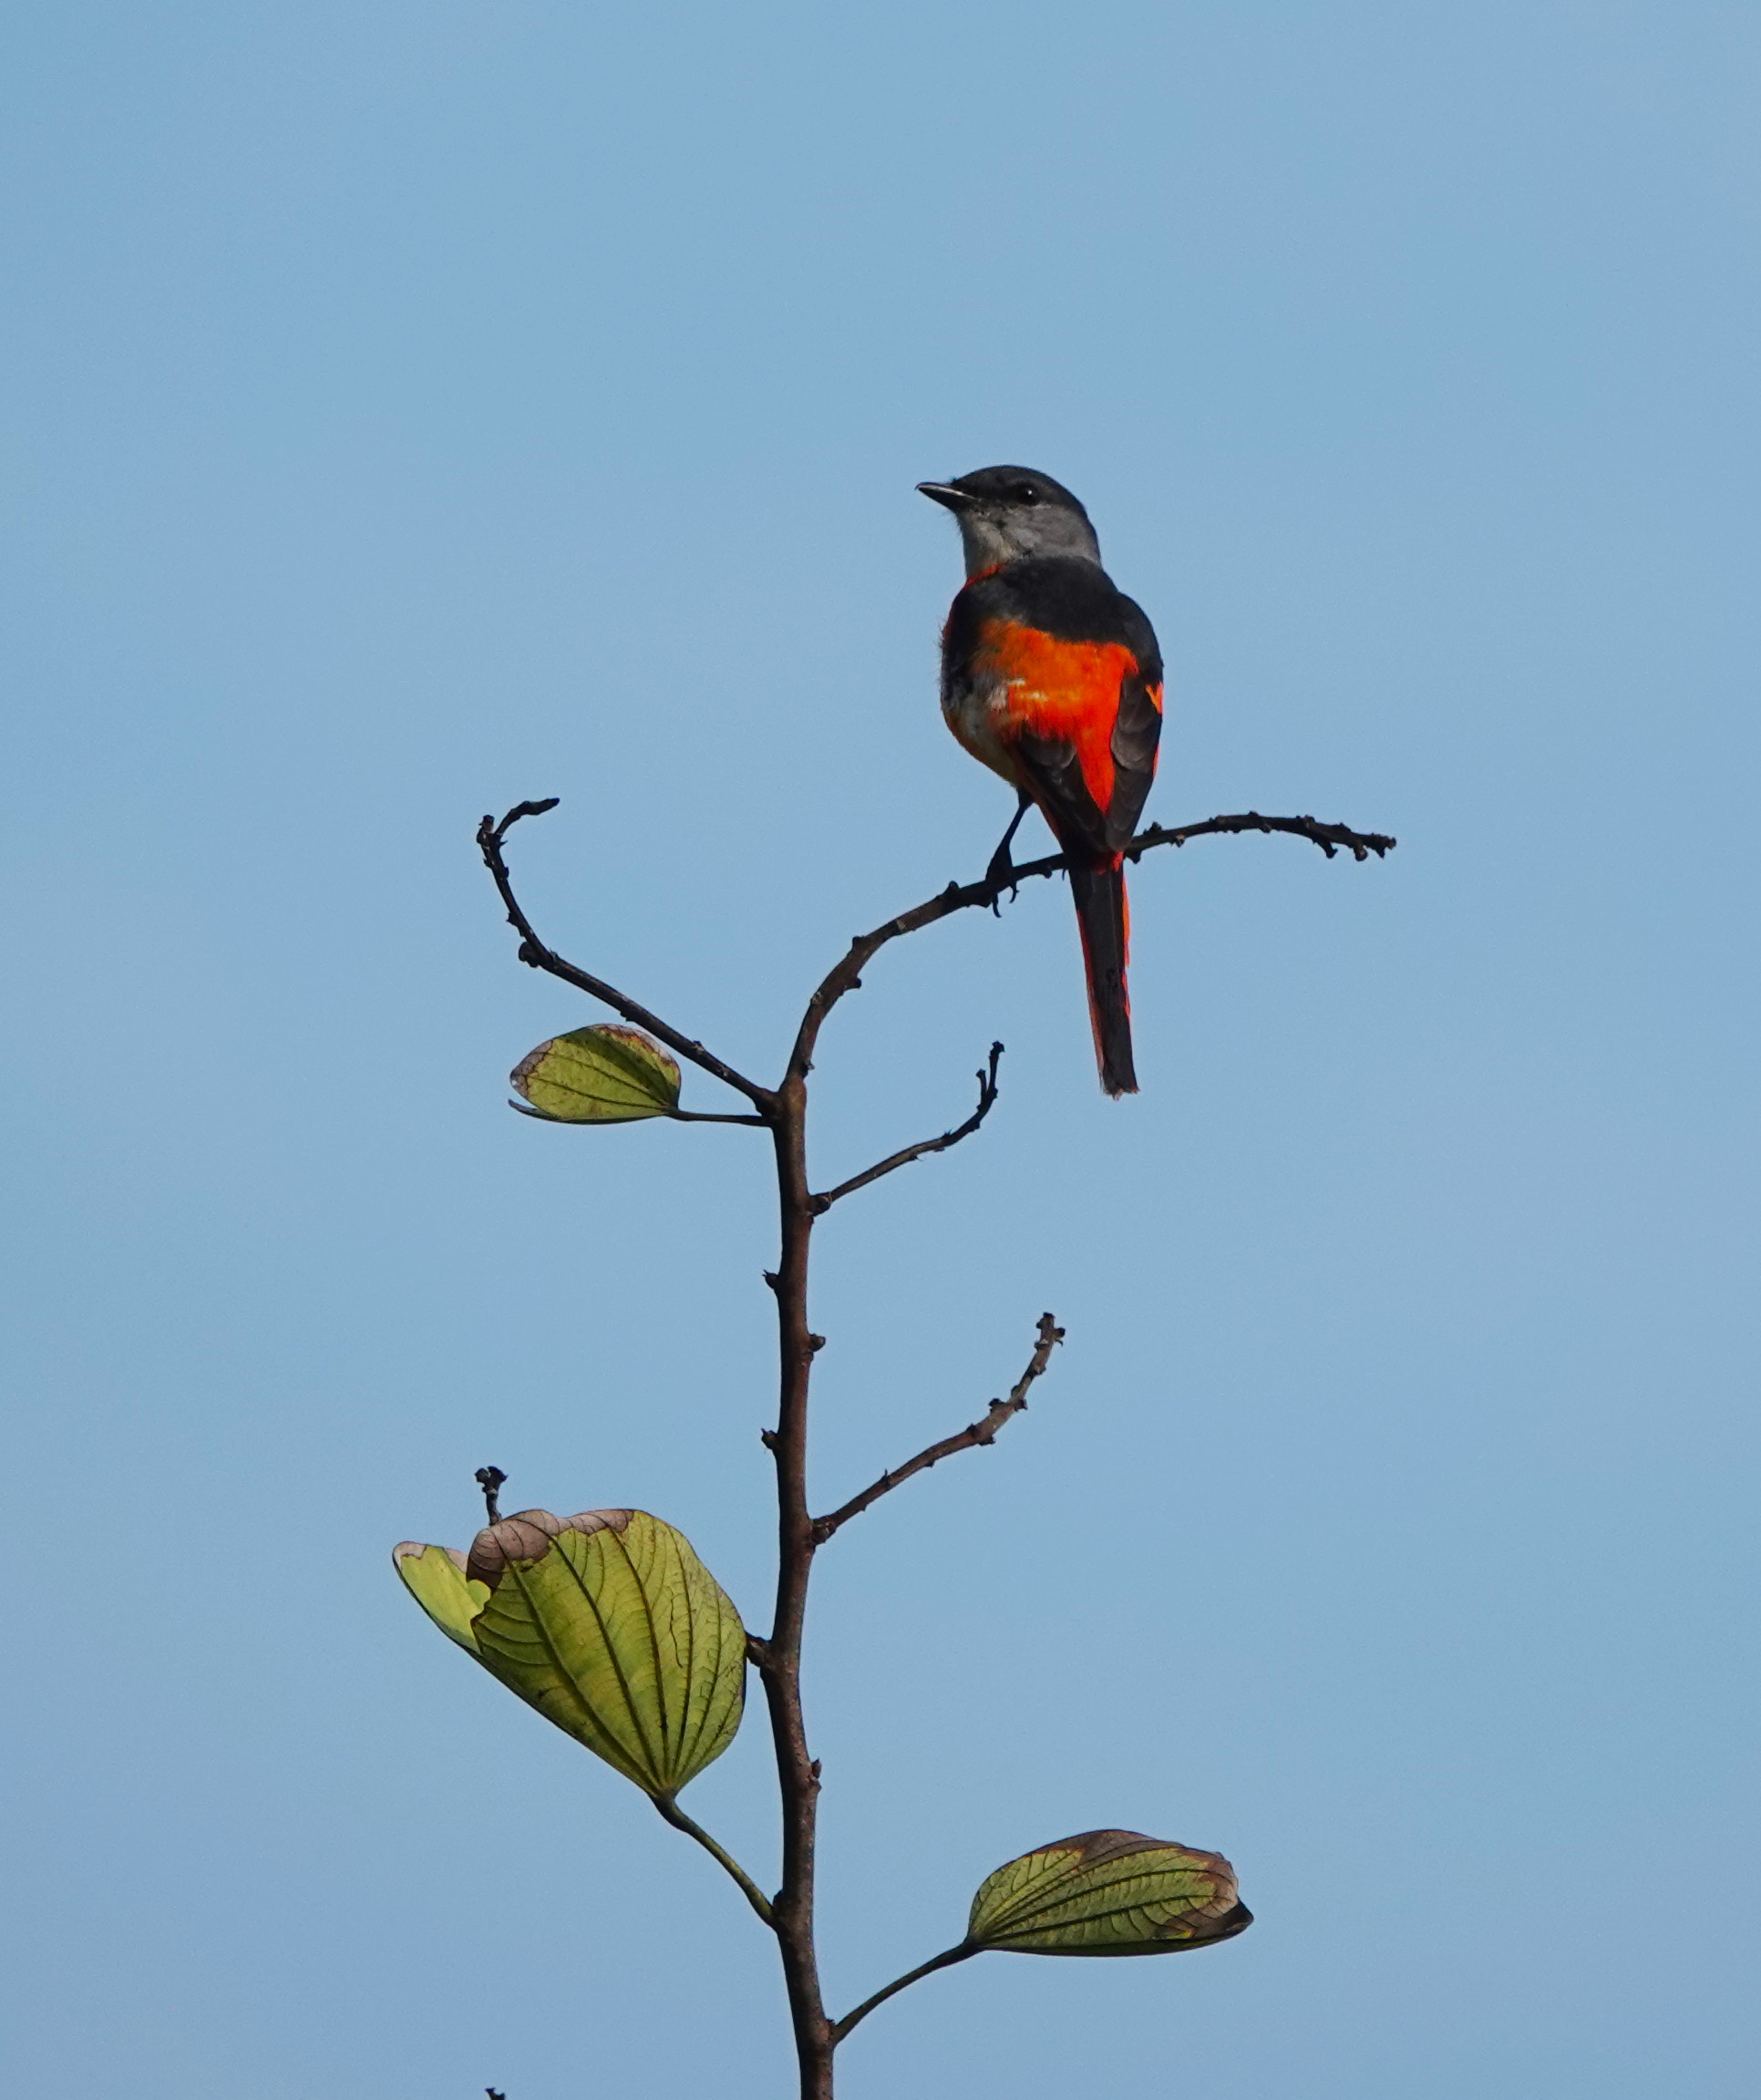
top-left (810, 1039), bottom-right (1005, 1212)
top-left (476, 804), bottom-right (770, 1109)
top-left (811, 1312), bottom-right (1064, 1541)
top-left (483, 795), bottom-right (561, 849)
top-left (474, 1466), bottom-right (507, 1523)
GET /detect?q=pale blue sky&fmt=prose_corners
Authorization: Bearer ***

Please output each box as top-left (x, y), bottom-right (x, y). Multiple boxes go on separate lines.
top-left (3, 4), bottom-right (1757, 2095)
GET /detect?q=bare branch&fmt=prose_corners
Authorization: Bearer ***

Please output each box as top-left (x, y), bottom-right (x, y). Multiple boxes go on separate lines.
top-left (785, 811), bottom-right (1395, 1082)
top-left (809, 1043), bottom-right (1004, 1215)
top-left (1128, 810), bottom-right (1396, 862)
top-left (651, 1794), bottom-right (777, 1928)
top-left (477, 800), bottom-right (775, 1114)
top-left (471, 793), bottom-right (1387, 2100)
top-left (812, 1313), bottom-right (1064, 1544)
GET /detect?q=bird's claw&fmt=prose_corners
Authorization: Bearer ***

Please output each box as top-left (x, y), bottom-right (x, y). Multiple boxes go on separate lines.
top-left (984, 849), bottom-right (1020, 915)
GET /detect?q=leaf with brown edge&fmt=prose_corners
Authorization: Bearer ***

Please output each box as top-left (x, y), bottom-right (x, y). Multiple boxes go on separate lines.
top-left (393, 1508), bottom-right (746, 1796)
top-left (510, 1024), bottom-right (682, 1123)
top-left (966, 1830), bottom-right (1251, 1956)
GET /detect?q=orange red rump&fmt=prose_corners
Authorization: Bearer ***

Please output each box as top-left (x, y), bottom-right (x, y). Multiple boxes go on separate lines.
top-left (974, 621), bottom-right (1146, 817)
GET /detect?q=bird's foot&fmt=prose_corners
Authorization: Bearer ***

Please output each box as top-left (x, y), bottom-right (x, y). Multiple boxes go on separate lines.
top-left (984, 844), bottom-right (1021, 915)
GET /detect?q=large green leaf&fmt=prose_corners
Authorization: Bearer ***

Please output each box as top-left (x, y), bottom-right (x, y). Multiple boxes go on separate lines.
top-left (967, 1830), bottom-right (1251, 1956)
top-left (393, 1508), bottom-right (745, 1796)
top-left (510, 1024), bottom-right (682, 1123)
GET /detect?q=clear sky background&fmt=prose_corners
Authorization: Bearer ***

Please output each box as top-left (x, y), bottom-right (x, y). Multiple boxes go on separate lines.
top-left (4, 4), bottom-right (1757, 2095)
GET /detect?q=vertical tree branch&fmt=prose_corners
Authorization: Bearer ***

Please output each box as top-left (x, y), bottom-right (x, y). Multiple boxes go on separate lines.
top-left (757, 1078), bottom-right (835, 2099)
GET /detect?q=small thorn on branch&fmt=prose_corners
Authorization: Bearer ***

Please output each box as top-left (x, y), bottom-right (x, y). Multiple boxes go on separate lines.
top-left (760, 1428), bottom-right (779, 1451)
top-left (475, 1466), bottom-right (507, 1523)
top-left (762, 1271), bottom-right (781, 1293)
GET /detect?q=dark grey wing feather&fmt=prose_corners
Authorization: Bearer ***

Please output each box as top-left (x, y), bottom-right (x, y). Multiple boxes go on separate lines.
top-left (1105, 594), bottom-right (1164, 851)
top-left (1015, 728), bottom-right (1113, 860)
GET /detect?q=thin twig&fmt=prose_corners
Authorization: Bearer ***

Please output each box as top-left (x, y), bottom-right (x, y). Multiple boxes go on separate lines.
top-left (832, 1942), bottom-right (979, 2044)
top-left (1131, 809), bottom-right (1395, 861)
top-left (477, 800), bottom-right (775, 1113)
top-left (785, 811), bottom-right (1394, 1082)
top-left (652, 1794), bottom-right (777, 1927)
top-left (812, 1314), bottom-right (1064, 1545)
top-left (809, 1043), bottom-right (1004, 1215)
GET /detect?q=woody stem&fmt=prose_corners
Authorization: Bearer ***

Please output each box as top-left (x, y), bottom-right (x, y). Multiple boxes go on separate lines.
top-left (757, 1076), bottom-right (834, 2099)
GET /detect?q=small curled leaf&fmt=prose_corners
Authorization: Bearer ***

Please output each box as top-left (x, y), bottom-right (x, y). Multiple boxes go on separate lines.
top-left (967, 1829), bottom-right (1251, 1956)
top-left (391, 1542), bottom-right (486, 1653)
top-left (510, 1024), bottom-right (681, 1123)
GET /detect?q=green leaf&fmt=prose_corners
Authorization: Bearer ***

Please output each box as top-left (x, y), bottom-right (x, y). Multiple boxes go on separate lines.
top-left (510, 1024), bottom-right (682, 1123)
top-left (393, 1542), bottom-right (488, 1653)
top-left (392, 1508), bottom-right (746, 1796)
top-left (967, 1830), bottom-right (1251, 1956)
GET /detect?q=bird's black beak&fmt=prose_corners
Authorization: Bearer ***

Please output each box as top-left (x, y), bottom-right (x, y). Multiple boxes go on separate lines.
top-left (917, 481), bottom-right (973, 510)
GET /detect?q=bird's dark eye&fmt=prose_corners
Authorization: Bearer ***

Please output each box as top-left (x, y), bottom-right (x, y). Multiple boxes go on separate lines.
top-left (1012, 480), bottom-right (1041, 505)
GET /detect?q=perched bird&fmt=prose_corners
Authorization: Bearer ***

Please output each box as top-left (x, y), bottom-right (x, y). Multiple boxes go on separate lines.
top-left (920, 466), bottom-right (1163, 1096)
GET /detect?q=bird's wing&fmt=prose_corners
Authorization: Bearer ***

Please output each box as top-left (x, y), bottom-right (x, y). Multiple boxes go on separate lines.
top-left (1103, 592), bottom-right (1163, 852)
top-left (1012, 702), bottom-right (1116, 861)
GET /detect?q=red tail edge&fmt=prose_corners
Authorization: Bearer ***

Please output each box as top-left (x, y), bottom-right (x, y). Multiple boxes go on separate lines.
top-left (1068, 857), bottom-right (1137, 1096)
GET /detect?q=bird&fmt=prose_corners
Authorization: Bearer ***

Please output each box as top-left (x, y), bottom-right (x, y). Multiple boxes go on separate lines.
top-left (919, 466), bottom-right (1162, 1096)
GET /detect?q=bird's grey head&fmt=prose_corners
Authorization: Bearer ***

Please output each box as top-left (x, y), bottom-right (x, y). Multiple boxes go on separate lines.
top-left (917, 465), bottom-right (1101, 577)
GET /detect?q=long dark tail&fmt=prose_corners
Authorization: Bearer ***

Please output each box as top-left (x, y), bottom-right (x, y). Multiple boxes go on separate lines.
top-left (1069, 856), bottom-right (1137, 1096)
